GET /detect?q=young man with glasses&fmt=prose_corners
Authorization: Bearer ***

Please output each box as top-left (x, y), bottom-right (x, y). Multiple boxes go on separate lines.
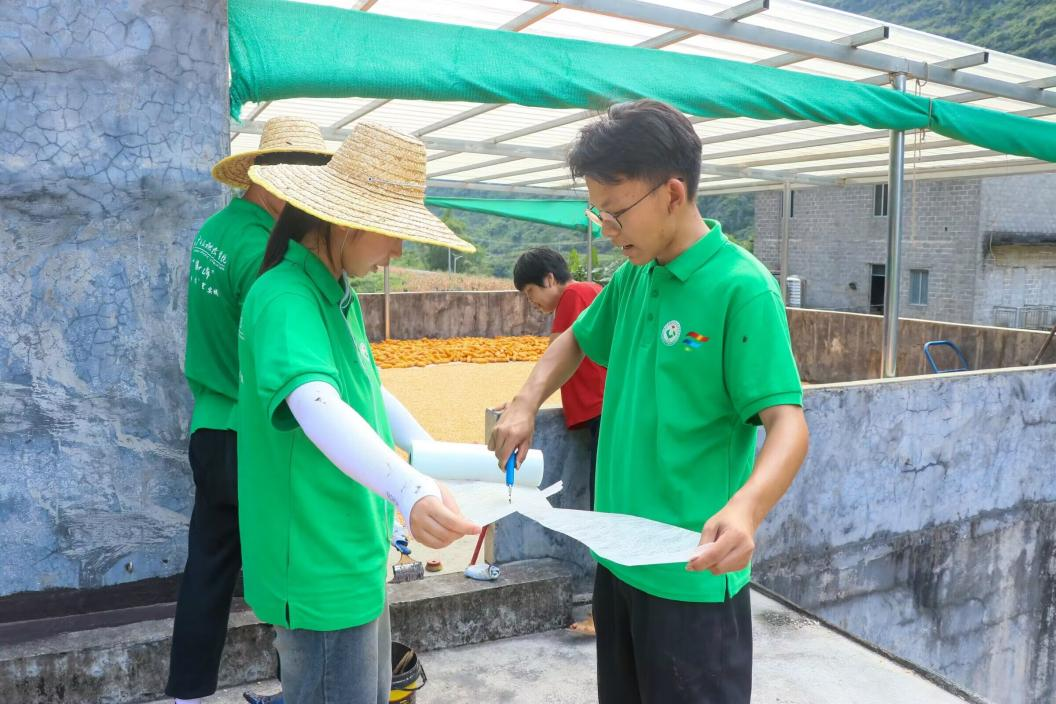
top-left (490, 99), bottom-right (809, 703)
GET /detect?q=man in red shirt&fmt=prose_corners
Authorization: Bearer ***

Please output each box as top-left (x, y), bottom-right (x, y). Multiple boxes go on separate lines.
top-left (514, 247), bottom-right (607, 634)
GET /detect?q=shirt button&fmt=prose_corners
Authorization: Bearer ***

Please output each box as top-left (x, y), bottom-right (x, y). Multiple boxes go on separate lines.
top-left (647, 313), bottom-right (655, 321)
top-left (651, 290), bottom-right (659, 298)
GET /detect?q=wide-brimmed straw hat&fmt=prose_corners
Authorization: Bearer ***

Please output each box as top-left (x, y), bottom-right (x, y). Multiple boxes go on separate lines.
top-left (247, 122), bottom-right (475, 253)
top-left (211, 117), bottom-right (333, 189)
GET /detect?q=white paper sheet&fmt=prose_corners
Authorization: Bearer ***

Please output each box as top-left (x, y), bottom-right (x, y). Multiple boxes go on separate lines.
top-left (518, 505), bottom-right (701, 566)
top-left (407, 442), bottom-right (699, 567)
top-left (410, 440), bottom-right (544, 487)
top-left (445, 480), bottom-right (562, 527)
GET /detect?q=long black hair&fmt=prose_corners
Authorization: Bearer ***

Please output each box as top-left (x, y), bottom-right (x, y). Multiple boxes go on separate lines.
top-left (253, 151), bottom-right (332, 276)
top-left (259, 204), bottom-right (330, 276)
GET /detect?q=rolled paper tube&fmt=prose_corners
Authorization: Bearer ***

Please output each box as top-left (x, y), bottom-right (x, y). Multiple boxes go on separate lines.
top-left (409, 440), bottom-right (544, 488)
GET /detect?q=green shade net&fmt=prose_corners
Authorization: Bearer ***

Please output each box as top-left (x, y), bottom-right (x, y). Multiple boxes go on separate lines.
top-left (426, 197), bottom-right (600, 237)
top-left (229, 0), bottom-right (1056, 164)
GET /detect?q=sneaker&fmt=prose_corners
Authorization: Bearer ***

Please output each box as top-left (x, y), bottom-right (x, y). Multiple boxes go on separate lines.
top-left (242, 692), bottom-right (283, 704)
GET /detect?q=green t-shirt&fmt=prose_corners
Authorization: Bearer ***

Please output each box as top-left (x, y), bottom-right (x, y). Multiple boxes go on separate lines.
top-left (185, 197), bottom-right (273, 432)
top-left (573, 220), bottom-right (802, 602)
top-left (237, 240), bottom-right (395, 631)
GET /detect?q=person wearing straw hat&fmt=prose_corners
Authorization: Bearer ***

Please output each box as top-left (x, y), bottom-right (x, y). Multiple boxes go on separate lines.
top-left (166, 117), bottom-right (332, 704)
top-left (238, 122), bottom-right (480, 704)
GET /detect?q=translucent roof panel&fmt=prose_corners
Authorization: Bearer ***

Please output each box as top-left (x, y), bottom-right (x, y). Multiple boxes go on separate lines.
top-left (229, 0), bottom-right (1056, 195)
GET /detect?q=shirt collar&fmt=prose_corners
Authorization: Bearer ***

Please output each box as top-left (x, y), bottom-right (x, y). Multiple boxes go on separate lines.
top-left (285, 239), bottom-right (345, 305)
top-left (651, 219), bottom-right (727, 282)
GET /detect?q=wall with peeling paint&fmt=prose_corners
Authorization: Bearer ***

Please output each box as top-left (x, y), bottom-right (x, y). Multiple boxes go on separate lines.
top-left (0, 1), bottom-right (228, 595)
top-left (495, 367), bottom-right (1056, 701)
top-left (754, 366), bottom-right (1056, 703)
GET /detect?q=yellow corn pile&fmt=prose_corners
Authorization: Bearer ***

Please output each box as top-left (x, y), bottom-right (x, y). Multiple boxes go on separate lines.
top-left (372, 336), bottom-right (549, 369)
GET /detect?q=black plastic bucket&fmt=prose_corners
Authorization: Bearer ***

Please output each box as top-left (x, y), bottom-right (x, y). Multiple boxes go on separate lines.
top-left (390, 641), bottom-right (426, 702)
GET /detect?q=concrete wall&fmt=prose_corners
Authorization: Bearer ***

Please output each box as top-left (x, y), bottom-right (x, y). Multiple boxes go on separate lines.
top-left (788, 308), bottom-right (1054, 383)
top-left (754, 366), bottom-right (1056, 704)
top-left (755, 182), bottom-right (983, 324)
top-left (359, 290), bottom-right (550, 341)
top-left (0, 1), bottom-right (228, 597)
top-left (496, 366), bottom-right (1056, 702)
top-left (973, 244), bottom-right (1056, 326)
top-left (980, 173), bottom-right (1056, 235)
top-left (352, 291), bottom-right (1054, 383)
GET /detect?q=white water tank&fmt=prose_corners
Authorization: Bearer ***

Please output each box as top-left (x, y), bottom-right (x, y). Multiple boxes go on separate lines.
top-left (786, 276), bottom-right (804, 307)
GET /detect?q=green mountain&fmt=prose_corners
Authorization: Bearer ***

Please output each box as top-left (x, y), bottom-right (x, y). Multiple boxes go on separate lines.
top-left (815, 0), bottom-right (1056, 64)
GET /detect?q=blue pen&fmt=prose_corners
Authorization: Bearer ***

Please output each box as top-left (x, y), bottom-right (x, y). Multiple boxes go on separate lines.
top-left (505, 449), bottom-right (518, 503)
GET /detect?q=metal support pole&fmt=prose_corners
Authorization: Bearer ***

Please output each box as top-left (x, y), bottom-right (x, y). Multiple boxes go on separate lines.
top-left (779, 181), bottom-right (791, 303)
top-left (383, 264), bottom-right (391, 340)
top-left (881, 73), bottom-right (908, 378)
top-left (586, 223), bottom-right (593, 283)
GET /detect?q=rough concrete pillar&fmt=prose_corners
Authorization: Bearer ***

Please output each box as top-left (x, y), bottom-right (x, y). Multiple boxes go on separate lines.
top-left (0, 1), bottom-right (228, 595)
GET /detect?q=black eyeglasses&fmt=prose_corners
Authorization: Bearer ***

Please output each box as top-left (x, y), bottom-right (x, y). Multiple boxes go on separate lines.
top-left (585, 180), bottom-right (674, 231)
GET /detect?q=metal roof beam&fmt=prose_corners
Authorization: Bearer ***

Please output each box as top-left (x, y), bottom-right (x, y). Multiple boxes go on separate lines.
top-left (517, 161), bottom-right (842, 187)
top-left (756, 25), bottom-right (889, 67)
top-left (537, 0), bottom-right (1056, 107)
top-left (467, 162), bottom-right (567, 181)
top-left (237, 121), bottom-right (571, 159)
top-left (331, 98), bottom-right (390, 129)
top-left (933, 51), bottom-right (989, 71)
top-left (414, 104), bottom-right (503, 137)
top-left (499, 4), bottom-right (559, 30)
top-left (426, 180), bottom-right (582, 197)
top-left (841, 158), bottom-right (1053, 182)
top-left (430, 155), bottom-right (522, 177)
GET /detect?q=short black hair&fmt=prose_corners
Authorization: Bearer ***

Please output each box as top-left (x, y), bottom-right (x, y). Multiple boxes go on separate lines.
top-left (568, 99), bottom-right (702, 198)
top-left (513, 248), bottom-right (572, 290)
top-left (254, 151), bottom-right (331, 167)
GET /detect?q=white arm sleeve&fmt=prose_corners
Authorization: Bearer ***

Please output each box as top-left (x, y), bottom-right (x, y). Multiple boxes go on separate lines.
top-left (382, 387), bottom-right (433, 453)
top-left (286, 381), bottom-right (442, 522)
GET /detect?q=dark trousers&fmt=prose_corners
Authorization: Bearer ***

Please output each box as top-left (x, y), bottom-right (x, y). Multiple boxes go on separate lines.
top-left (593, 564), bottom-right (752, 704)
top-left (165, 429), bottom-right (242, 699)
top-left (584, 416), bottom-right (600, 510)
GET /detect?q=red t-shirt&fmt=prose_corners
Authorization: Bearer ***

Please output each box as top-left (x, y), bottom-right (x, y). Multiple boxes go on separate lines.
top-left (552, 281), bottom-right (606, 428)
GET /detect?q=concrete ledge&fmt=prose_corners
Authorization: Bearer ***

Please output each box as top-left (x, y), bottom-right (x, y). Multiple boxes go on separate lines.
top-left (0, 559), bottom-right (573, 704)
top-left (0, 608), bottom-right (274, 704)
top-left (390, 558), bottom-right (573, 653)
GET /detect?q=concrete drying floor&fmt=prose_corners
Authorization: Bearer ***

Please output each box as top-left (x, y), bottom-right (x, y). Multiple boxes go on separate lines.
top-left (148, 589), bottom-right (978, 704)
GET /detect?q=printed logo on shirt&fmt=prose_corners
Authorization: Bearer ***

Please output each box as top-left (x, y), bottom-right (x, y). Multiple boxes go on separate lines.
top-left (681, 331), bottom-right (709, 351)
top-left (660, 320), bottom-right (682, 346)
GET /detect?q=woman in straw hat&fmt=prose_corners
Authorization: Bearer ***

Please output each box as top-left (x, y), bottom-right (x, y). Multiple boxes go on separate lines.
top-left (169, 116), bottom-right (331, 704)
top-left (237, 122), bottom-right (480, 704)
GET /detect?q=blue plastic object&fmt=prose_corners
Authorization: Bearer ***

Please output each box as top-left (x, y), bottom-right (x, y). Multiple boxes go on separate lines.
top-left (505, 449), bottom-right (518, 502)
top-left (923, 340), bottom-right (969, 374)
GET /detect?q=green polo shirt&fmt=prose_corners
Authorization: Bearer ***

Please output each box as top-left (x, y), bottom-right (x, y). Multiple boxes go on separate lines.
top-left (573, 220), bottom-right (802, 602)
top-left (185, 197), bottom-right (273, 432)
top-left (237, 240), bottom-right (394, 631)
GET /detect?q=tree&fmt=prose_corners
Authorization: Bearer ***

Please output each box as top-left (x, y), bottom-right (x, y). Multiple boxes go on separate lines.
top-left (568, 248), bottom-right (586, 281)
top-left (425, 210), bottom-right (470, 271)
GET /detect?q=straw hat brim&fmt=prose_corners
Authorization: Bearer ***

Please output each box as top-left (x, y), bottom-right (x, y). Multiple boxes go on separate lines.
top-left (211, 147), bottom-right (334, 189)
top-left (247, 164), bottom-right (476, 253)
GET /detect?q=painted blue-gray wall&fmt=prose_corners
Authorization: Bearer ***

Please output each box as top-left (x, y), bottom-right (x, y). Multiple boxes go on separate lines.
top-left (0, 1), bottom-right (228, 595)
top-left (496, 367), bottom-right (1056, 702)
top-left (754, 366), bottom-right (1056, 704)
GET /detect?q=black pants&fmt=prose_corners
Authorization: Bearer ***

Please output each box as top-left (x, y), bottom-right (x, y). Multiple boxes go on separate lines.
top-left (593, 564), bottom-right (752, 704)
top-left (166, 429), bottom-right (242, 699)
top-left (584, 416), bottom-right (601, 510)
